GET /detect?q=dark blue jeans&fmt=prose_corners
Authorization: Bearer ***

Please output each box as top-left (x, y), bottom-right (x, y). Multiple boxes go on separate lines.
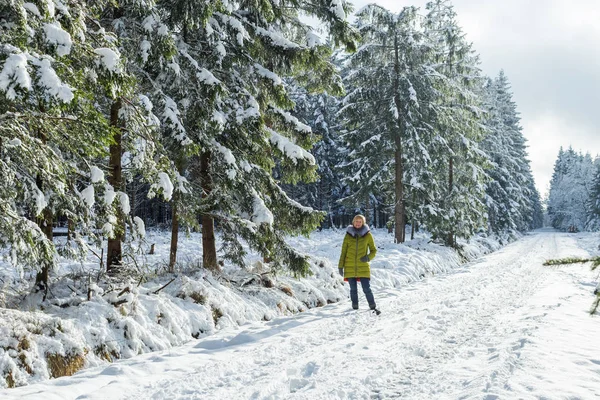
top-left (347, 278), bottom-right (376, 309)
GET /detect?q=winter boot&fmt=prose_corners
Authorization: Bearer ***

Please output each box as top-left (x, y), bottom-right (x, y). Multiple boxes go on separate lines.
top-left (352, 303), bottom-right (359, 310)
top-left (369, 304), bottom-right (381, 315)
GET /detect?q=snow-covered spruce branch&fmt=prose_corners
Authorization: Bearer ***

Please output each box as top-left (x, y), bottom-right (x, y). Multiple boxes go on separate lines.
top-left (0, 112), bottom-right (79, 122)
top-left (543, 256), bottom-right (600, 313)
top-left (119, 96), bottom-right (163, 142)
top-left (543, 257), bottom-right (600, 268)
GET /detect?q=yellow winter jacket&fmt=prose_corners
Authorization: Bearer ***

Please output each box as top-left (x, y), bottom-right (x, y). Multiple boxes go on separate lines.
top-left (338, 225), bottom-right (377, 278)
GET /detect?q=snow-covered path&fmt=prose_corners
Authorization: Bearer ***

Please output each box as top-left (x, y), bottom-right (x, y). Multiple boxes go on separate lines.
top-left (4, 230), bottom-right (600, 399)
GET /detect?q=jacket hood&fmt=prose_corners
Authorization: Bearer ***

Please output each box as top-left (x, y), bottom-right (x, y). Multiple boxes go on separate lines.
top-left (346, 224), bottom-right (370, 237)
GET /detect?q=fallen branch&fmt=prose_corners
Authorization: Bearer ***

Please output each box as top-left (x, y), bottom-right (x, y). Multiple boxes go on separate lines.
top-left (543, 257), bottom-right (600, 267)
top-left (544, 256), bottom-right (600, 315)
top-left (112, 298), bottom-right (129, 307)
top-left (153, 278), bottom-right (176, 295)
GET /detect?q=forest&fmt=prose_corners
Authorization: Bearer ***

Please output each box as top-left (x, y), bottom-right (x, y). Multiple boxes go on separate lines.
top-left (547, 147), bottom-right (600, 232)
top-left (10, 0), bottom-right (600, 389)
top-left (0, 0), bottom-right (547, 290)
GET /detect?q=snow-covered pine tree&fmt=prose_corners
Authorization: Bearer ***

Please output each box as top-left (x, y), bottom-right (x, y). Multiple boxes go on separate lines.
top-left (547, 147), bottom-right (595, 231)
top-left (340, 5), bottom-right (440, 243)
top-left (480, 71), bottom-right (542, 233)
top-left (420, 0), bottom-right (488, 246)
top-left (587, 157), bottom-right (600, 230)
top-left (341, 2), bottom-right (487, 245)
top-left (283, 81), bottom-right (351, 228)
top-left (96, 0), bottom-right (180, 272)
top-left (108, 0), bottom-right (223, 273)
top-left (0, 0), bottom-right (136, 292)
top-left (578, 153), bottom-right (598, 230)
top-left (155, 0), bottom-right (358, 275)
top-left (547, 147), bottom-right (567, 229)
top-left (528, 179), bottom-right (544, 230)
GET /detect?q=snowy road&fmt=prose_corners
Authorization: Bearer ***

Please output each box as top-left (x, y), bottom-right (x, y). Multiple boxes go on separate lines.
top-left (4, 229), bottom-right (600, 399)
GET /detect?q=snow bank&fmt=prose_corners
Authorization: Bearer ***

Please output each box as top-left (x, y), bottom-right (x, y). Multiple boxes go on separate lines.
top-left (0, 228), bottom-right (515, 388)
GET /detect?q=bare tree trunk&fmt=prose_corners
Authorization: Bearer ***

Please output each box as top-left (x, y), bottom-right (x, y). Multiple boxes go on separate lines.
top-left (319, 178), bottom-right (324, 211)
top-left (67, 218), bottom-right (74, 241)
top-left (169, 192), bottom-right (179, 273)
top-left (394, 143), bottom-right (405, 243)
top-left (447, 157), bottom-right (454, 247)
top-left (169, 157), bottom-right (184, 272)
top-left (200, 151), bottom-right (219, 271)
top-left (34, 121), bottom-right (52, 293)
top-left (107, 100), bottom-right (123, 272)
top-left (329, 207), bottom-right (334, 229)
top-left (35, 207), bottom-right (53, 292)
top-left (393, 33), bottom-right (405, 244)
top-left (410, 191), bottom-right (416, 240)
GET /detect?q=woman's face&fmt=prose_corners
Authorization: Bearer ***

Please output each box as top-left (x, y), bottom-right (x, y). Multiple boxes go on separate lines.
top-left (353, 218), bottom-right (364, 229)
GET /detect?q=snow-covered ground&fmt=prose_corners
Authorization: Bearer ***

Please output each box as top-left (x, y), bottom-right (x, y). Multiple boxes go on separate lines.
top-left (0, 225), bottom-right (500, 389)
top-left (2, 228), bottom-right (599, 399)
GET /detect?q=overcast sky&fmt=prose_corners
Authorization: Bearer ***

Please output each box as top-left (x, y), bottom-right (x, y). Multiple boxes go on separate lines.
top-left (348, 0), bottom-right (600, 195)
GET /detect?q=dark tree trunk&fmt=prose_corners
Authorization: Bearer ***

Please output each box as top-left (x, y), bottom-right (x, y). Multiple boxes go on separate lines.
top-left (35, 207), bottom-right (53, 292)
top-left (34, 122), bottom-right (52, 293)
top-left (169, 158), bottom-right (184, 273)
top-left (67, 218), bottom-right (74, 241)
top-left (393, 33), bottom-right (405, 244)
top-left (107, 100), bottom-right (123, 272)
top-left (374, 201), bottom-right (378, 228)
top-left (130, 179), bottom-right (136, 221)
top-left (446, 157), bottom-right (454, 247)
top-left (200, 151), bottom-right (219, 271)
top-left (410, 191), bottom-right (416, 240)
top-left (394, 143), bottom-right (405, 243)
top-left (169, 192), bottom-right (179, 273)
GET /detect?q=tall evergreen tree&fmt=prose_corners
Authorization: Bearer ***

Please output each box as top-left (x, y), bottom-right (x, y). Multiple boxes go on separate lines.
top-left (340, 5), bottom-right (439, 243)
top-left (283, 82), bottom-right (350, 228)
top-left (480, 71), bottom-right (541, 233)
top-left (587, 157), bottom-right (600, 230)
top-left (340, 2), bottom-right (487, 245)
top-left (96, 0), bottom-right (179, 272)
top-left (155, 0), bottom-right (358, 274)
top-left (547, 147), bottom-right (595, 231)
top-left (421, 0), bottom-right (488, 246)
top-left (0, 0), bottom-right (136, 291)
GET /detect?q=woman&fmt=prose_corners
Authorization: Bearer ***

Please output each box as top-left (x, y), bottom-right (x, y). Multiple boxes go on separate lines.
top-left (338, 214), bottom-right (380, 314)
